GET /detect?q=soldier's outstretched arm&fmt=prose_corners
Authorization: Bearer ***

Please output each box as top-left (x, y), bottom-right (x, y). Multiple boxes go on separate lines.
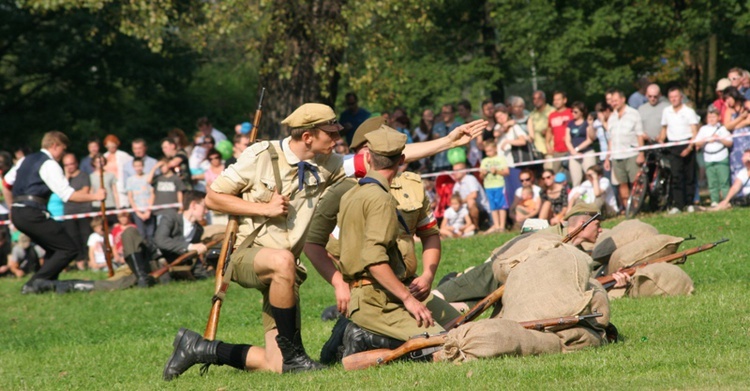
top-left (402, 119), bottom-right (487, 163)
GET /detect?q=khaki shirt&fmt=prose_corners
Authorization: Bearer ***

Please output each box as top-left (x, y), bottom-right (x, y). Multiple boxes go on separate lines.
top-left (210, 137), bottom-right (344, 258)
top-left (529, 104), bottom-right (554, 154)
top-left (337, 171), bottom-right (406, 282)
top-left (308, 171), bottom-right (438, 276)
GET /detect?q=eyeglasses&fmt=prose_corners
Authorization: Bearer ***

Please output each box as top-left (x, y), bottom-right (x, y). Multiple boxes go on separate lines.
top-left (520, 177), bottom-right (531, 182)
top-left (730, 76), bottom-right (741, 81)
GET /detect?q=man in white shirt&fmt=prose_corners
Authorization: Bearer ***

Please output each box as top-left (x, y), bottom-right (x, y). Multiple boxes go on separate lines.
top-left (605, 89), bottom-right (645, 210)
top-left (659, 86), bottom-right (700, 213)
top-left (4, 131), bottom-right (105, 294)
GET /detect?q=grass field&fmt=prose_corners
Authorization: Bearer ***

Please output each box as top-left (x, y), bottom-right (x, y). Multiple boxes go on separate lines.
top-left (1, 208), bottom-right (749, 390)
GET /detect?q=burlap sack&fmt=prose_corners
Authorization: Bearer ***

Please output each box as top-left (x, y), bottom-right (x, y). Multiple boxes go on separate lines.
top-left (501, 245), bottom-right (594, 322)
top-left (607, 234), bottom-right (683, 274)
top-left (627, 263), bottom-right (694, 297)
top-left (592, 220), bottom-right (658, 263)
top-left (442, 318), bottom-right (562, 362)
top-left (491, 233), bottom-right (563, 285)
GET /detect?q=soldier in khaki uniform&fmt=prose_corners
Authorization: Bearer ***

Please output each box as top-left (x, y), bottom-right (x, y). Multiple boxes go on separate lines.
top-left (336, 127), bottom-right (452, 354)
top-left (433, 203), bottom-right (604, 313)
top-left (163, 103), bottom-right (346, 379)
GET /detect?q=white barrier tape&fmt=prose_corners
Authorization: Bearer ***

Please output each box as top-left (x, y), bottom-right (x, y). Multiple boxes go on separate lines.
top-left (420, 131), bottom-right (750, 179)
top-left (0, 202), bottom-right (181, 226)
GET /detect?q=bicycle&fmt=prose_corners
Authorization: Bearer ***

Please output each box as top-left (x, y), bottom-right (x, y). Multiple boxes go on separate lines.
top-left (625, 150), bottom-right (672, 218)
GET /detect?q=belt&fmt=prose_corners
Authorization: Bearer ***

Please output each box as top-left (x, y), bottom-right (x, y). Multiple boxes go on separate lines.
top-left (15, 195), bottom-right (49, 205)
top-left (349, 278), bottom-right (375, 289)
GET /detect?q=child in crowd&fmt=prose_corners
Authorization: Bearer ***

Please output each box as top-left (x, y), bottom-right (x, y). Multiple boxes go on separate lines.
top-left (127, 157), bottom-right (156, 239)
top-left (87, 217), bottom-right (113, 271)
top-left (111, 212), bottom-right (137, 267)
top-left (148, 158), bottom-right (185, 216)
top-left (423, 177), bottom-right (437, 212)
top-left (479, 140), bottom-right (509, 233)
top-left (440, 195), bottom-right (476, 238)
top-left (516, 187), bottom-right (537, 217)
top-left (695, 105), bottom-right (733, 206)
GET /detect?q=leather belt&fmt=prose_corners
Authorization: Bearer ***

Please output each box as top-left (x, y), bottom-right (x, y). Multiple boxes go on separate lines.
top-left (14, 195), bottom-right (49, 205)
top-left (349, 278), bottom-right (374, 289)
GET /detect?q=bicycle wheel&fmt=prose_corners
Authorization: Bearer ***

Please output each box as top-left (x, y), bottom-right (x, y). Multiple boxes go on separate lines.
top-left (652, 168), bottom-right (672, 211)
top-left (626, 170), bottom-right (648, 218)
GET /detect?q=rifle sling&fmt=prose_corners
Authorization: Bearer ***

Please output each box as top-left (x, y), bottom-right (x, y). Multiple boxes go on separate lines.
top-left (215, 144), bottom-right (283, 302)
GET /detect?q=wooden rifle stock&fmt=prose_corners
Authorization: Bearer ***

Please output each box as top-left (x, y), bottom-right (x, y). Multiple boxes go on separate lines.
top-left (597, 238), bottom-right (729, 290)
top-left (342, 313), bottom-right (603, 371)
top-left (204, 87), bottom-right (265, 341)
top-left (98, 155), bottom-right (115, 278)
top-left (443, 214), bottom-right (600, 331)
top-left (148, 237), bottom-right (224, 280)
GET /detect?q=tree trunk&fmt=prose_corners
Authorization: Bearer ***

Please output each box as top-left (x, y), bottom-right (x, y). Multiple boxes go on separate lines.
top-left (257, 0), bottom-right (346, 139)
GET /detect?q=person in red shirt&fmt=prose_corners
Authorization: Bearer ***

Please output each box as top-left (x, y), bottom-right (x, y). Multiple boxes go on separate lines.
top-left (546, 91), bottom-right (574, 174)
top-left (111, 211), bottom-right (137, 266)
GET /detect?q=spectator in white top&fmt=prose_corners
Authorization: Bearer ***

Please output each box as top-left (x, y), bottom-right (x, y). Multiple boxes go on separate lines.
top-left (196, 116), bottom-right (227, 145)
top-left (604, 89), bottom-right (645, 210)
top-left (569, 164), bottom-right (619, 218)
top-left (716, 149), bottom-right (750, 209)
top-left (451, 162), bottom-right (491, 229)
top-left (638, 84), bottom-right (671, 143)
top-left (659, 86), bottom-right (700, 213)
top-left (439, 194), bottom-right (476, 238)
top-left (695, 105), bottom-right (733, 206)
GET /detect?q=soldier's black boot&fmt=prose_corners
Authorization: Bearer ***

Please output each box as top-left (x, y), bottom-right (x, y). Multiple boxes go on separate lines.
top-left (54, 280), bottom-right (95, 294)
top-left (126, 252), bottom-right (155, 288)
top-left (163, 328), bottom-right (220, 381)
top-left (20, 278), bottom-right (56, 294)
top-left (342, 322), bottom-right (402, 357)
top-left (275, 331), bottom-right (326, 373)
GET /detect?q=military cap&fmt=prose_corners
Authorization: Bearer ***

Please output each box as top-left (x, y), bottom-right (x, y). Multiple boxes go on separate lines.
top-left (281, 103), bottom-right (340, 131)
top-left (365, 126), bottom-right (407, 157)
top-left (564, 202), bottom-right (601, 220)
top-left (350, 116), bottom-right (387, 149)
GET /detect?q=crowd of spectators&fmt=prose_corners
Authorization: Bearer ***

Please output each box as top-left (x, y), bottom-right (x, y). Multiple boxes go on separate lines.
top-left (344, 67), bottom-right (750, 234)
top-left (2, 69), bottom-right (750, 275)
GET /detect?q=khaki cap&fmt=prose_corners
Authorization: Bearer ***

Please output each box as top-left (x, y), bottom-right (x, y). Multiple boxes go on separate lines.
top-left (281, 103), bottom-right (340, 131)
top-left (350, 116), bottom-right (387, 149)
top-left (564, 202), bottom-right (601, 220)
top-left (365, 126), bottom-right (407, 157)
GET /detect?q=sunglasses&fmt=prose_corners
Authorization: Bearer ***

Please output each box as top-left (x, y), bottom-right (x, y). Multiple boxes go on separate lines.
top-left (542, 175), bottom-right (553, 180)
top-left (520, 178), bottom-right (531, 182)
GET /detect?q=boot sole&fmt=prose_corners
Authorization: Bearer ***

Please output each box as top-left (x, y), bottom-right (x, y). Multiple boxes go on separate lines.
top-left (163, 328), bottom-right (188, 381)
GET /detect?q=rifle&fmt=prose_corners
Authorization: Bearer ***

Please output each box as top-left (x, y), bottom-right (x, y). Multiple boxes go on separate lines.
top-left (149, 237), bottom-right (224, 280)
top-left (98, 154), bottom-right (115, 278)
top-left (204, 87), bottom-right (265, 341)
top-left (443, 213), bottom-right (601, 331)
top-left (342, 313), bottom-right (602, 371)
top-left (597, 238), bottom-right (729, 290)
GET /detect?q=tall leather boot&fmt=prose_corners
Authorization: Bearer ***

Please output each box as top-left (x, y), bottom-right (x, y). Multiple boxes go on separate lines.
top-left (342, 322), bottom-right (402, 358)
top-left (54, 280), bottom-right (95, 294)
top-left (275, 331), bottom-right (325, 373)
top-left (126, 252), bottom-right (155, 288)
top-left (163, 328), bottom-right (220, 381)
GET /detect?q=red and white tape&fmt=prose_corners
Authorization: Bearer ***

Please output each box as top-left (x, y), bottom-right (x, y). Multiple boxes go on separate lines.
top-left (420, 131), bottom-right (750, 178)
top-left (0, 202), bottom-right (181, 226)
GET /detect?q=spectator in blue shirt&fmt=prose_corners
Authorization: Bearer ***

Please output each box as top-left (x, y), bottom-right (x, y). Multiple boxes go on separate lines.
top-left (340, 92), bottom-right (371, 145)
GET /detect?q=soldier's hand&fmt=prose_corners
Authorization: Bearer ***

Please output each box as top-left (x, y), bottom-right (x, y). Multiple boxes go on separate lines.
top-left (409, 276), bottom-right (432, 302)
top-left (333, 280), bottom-right (351, 315)
top-left (449, 119), bottom-right (488, 147)
top-left (189, 243), bottom-right (208, 255)
top-left (93, 188), bottom-right (106, 201)
top-left (403, 296), bottom-right (434, 328)
top-left (612, 270), bottom-right (631, 288)
top-left (265, 191), bottom-right (289, 217)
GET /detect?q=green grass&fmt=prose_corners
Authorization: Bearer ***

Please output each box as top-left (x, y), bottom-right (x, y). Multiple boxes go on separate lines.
top-left (1, 208), bottom-right (749, 390)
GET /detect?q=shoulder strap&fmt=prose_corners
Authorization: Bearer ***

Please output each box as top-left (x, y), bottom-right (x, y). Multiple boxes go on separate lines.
top-left (266, 143), bottom-right (284, 194)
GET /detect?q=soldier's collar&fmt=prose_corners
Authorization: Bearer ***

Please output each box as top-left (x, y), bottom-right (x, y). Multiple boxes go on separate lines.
top-left (280, 136), bottom-right (319, 168)
top-left (364, 171), bottom-right (389, 189)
